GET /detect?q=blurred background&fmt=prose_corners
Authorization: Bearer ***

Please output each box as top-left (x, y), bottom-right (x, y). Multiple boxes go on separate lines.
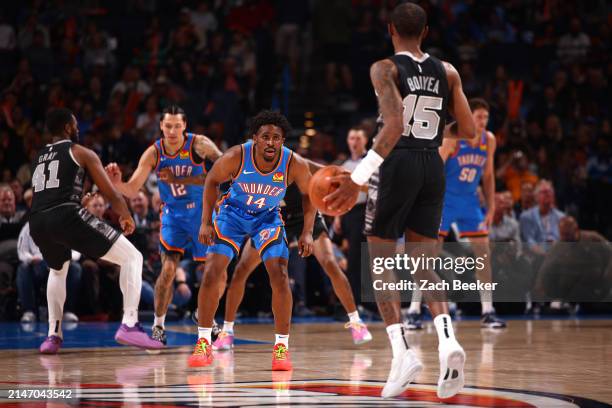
top-left (0, 0), bottom-right (610, 323)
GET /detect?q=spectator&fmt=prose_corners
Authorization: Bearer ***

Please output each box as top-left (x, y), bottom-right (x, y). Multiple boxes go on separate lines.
top-left (497, 151), bottom-right (539, 202)
top-left (535, 216), bottom-right (612, 304)
top-left (557, 18), bottom-right (590, 63)
top-left (514, 181), bottom-right (536, 217)
top-left (520, 180), bottom-right (565, 254)
top-left (490, 192), bottom-right (521, 246)
top-left (0, 184), bottom-right (26, 282)
top-left (16, 222), bottom-right (82, 323)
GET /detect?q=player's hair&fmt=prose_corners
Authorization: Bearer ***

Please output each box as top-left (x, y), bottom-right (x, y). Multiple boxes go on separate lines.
top-left (390, 3), bottom-right (427, 38)
top-left (469, 98), bottom-right (490, 112)
top-left (45, 108), bottom-right (74, 135)
top-left (248, 110), bottom-right (291, 138)
top-left (161, 105), bottom-right (186, 122)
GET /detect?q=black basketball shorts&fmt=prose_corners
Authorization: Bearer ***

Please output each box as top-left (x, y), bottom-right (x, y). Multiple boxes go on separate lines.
top-left (29, 203), bottom-right (121, 270)
top-left (284, 211), bottom-right (329, 244)
top-left (364, 149), bottom-right (445, 240)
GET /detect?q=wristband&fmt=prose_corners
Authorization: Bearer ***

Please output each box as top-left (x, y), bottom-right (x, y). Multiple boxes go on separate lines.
top-left (350, 150), bottom-right (384, 186)
top-left (176, 280), bottom-right (187, 285)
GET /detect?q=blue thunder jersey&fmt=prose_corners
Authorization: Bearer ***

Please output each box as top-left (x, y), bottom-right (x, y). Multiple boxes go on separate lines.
top-left (223, 141), bottom-right (292, 214)
top-left (154, 132), bottom-right (206, 210)
top-left (444, 132), bottom-right (488, 197)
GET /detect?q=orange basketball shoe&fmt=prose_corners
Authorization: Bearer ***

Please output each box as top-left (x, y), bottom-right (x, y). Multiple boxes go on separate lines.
top-left (271, 343), bottom-right (292, 371)
top-left (188, 338), bottom-right (213, 368)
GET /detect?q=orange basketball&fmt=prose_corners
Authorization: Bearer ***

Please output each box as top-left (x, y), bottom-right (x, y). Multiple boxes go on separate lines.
top-left (308, 165), bottom-right (357, 216)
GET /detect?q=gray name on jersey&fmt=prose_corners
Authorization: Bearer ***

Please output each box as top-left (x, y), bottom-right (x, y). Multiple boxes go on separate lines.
top-left (38, 151), bottom-right (58, 163)
top-left (406, 75), bottom-right (440, 94)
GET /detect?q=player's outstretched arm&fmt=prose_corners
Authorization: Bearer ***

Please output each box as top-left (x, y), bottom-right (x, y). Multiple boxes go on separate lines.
top-left (323, 59), bottom-right (403, 210)
top-left (443, 61), bottom-right (475, 140)
top-left (72, 145), bottom-right (135, 235)
top-left (199, 146), bottom-right (242, 245)
top-left (289, 153), bottom-right (314, 257)
top-left (105, 146), bottom-right (156, 198)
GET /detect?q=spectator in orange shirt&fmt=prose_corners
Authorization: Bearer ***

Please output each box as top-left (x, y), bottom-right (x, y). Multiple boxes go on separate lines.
top-left (496, 150), bottom-right (539, 202)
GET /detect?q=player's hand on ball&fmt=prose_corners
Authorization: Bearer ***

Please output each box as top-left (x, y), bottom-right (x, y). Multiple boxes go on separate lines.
top-left (199, 223), bottom-right (215, 245)
top-left (323, 174), bottom-right (360, 214)
top-left (105, 163), bottom-right (122, 184)
top-left (119, 215), bottom-right (136, 235)
top-left (298, 232), bottom-right (314, 257)
top-left (158, 168), bottom-right (175, 183)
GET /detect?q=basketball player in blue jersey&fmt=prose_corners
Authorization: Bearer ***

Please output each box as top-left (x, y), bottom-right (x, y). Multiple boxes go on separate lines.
top-left (105, 105), bottom-right (222, 347)
top-left (188, 110), bottom-right (315, 371)
top-left (406, 98), bottom-right (506, 330)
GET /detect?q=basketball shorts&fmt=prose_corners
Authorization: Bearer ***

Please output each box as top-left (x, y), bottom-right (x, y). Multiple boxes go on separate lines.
top-left (283, 210), bottom-right (328, 244)
top-left (29, 203), bottom-right (120, 270)
top-left (439, 194), bottom-right (487, 238)
top-left (365, 149), bottom-right (445, 239)
top-left (160, 205), bottom-right (208, 261)
top-left (208, 204), bottom-right (288, 262)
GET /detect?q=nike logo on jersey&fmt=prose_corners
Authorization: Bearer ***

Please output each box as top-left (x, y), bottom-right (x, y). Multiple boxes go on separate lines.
top-left (243, 170), bottom-right (255, 175)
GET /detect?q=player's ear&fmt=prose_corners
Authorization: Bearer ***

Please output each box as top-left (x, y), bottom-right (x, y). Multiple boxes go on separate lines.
top-left (421, 25), bottom-right (429, 41)
top-left (387, 23), bottom-right (394, 37)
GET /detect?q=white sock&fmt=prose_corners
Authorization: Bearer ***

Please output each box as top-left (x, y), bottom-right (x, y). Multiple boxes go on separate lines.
top-left (275, 334), bottom-right (289, 349)
top-left (433, 314), bottom-right (456, 345)
top-left (386, 323), bottom-right (409, 359)
top-left (154, 314), bottom-right (166, 329)
top-left (47, 261), bottom-right (69, 338)
top-left (100, 235), bottom-right (143, 327)
top-left (480, 290), bottom-right (494, 314)
top-left (223, 321), bottom-right (234, 333)
top-left (198, 327), bottom-right (212, 343)
top-left (408, 289), bottom-right (422, 314)
top-left (347, 310), bottom-right (360, 323)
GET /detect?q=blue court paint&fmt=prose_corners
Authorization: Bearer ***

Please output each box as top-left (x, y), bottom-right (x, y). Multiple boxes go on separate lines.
top-left (0, 322), bottom-right (267, 350)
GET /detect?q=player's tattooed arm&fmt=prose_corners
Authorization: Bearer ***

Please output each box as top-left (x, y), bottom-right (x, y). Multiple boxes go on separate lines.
top-left (199, 146), bottom-right (242, 245)
top-left (105, 145), bottom-right (156, 199)
top-left (369, 59), bottom-right (404, 158)
top-left (289, 153), bottom-right (315, 257)
top-left (443, 61), bottom-right (475, 139)
top-left (193, 134), bottom-right (223, 162)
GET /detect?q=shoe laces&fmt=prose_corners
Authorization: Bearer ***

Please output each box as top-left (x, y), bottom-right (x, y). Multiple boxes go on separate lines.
top-left (344, 321), bottom-right (366, 331)
top-left (47, 336), bottom-right (62, 344)
top-left (217, 331), bottom-right (232, 340)
top-left (273, 344), bottom-right (288, 360)
top-left (194, 338), bottom-right (210, 355)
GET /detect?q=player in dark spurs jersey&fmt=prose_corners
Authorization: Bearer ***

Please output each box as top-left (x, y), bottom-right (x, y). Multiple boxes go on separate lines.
top-left (105, 105), bottom-right (222, 348)
top-left (211, 177), bottom-right (372, 352)
top-left (30, 108), bottom-right (163, 354)
top-left (189, 110), bottom-right (315, 371)
top-left (324, 3), bottom-right (476, 399)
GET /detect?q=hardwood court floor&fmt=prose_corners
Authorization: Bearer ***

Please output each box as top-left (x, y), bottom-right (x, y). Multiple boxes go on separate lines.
top-left (0, 319), bottom-right (610, 406)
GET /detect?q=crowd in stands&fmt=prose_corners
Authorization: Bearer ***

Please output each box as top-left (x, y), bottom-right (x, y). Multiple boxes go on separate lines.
top-left (0, 0), bottom-right (610, 321)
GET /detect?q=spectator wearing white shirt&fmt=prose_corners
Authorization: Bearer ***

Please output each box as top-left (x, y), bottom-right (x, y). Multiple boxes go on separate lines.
top-left (16, 222), bottom-right (82, 323)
